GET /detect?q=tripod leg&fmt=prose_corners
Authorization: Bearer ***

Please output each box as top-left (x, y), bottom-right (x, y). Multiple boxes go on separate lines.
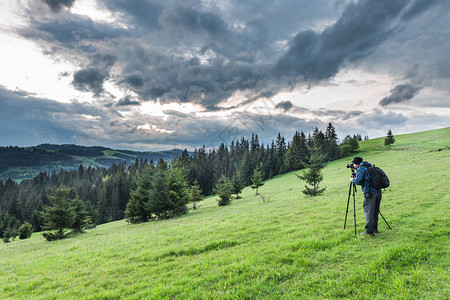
top-left (379, 211), bottom-right (392, 230)
top-left (344, 182), bottom-right (352, 229)
top-left (352, 184), bottom-right (357, 237)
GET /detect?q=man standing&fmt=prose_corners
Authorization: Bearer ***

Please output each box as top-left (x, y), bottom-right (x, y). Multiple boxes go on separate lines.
top-left (351, 157), bottom-right (382, 236)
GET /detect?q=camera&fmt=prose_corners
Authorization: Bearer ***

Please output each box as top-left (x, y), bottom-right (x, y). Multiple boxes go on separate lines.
top-left (346, 163), bottom-right (355, 170)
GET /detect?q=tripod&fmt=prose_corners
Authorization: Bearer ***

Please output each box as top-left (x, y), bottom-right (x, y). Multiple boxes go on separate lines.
top-left (344, 171), bottom-right (358, 237)
top-left (344, 171), bottom-right (392, 237)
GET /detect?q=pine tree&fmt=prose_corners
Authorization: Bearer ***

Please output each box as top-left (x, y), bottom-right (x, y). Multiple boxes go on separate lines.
top-left (214, 175), bottom-right (233, 206)
top-left (166, 167), bottom-right (189, 216)
top-left (42, 187), bottom-right (75, 240)
top-left (250, 163), bottom-right (265, 195)
top-left (70, 197), bottom-right (88, 233)
top-left (296, 142), bottom-right (326, 196)
top-left (275, 133), bottom-right (287, 175)
top-left (238, 150), bottom-right (253, 185)
top-left (147, 167), bottom-right (189, 219)
top-left (231, 172), bottom-right (244, 198)
top-left (384, 129), bottom-right (396, 148)
top-left (325, 123), bottom-right (340, 161)
top-left (285, 131), bottom-right (308, 171)
top-left (126, 165), bottom-right (154, 223)
top-left (18, 222), bottom-right (33, 239)
top-left (189, 180), bottom-right (203, 210)
top-left (125, 190), bottom-right (149, 223)
top-left (148, 172), bottom-right (169, 219)
top-left (7, 193), bottom-right (22, 222)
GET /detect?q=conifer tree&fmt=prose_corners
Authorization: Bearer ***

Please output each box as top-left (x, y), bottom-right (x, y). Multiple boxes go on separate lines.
top-left (42, 187), bottom-right (75, 240)
top-left (148, 167), bottom-right (189, 219)
top-left (231, 172), bottom-right (244, 199)
top-left (325, 123), bottom-right (340, 161)
top-left (214, 175), bottom-right (233, 206)
top-left (275, 133), bottom-right (287, 175)
top-left (166, 167), bottom-right (189, 216)
top-left (148, 172), bottom-right (170, 219)
top-left (250, 163), bottom-right (265, 195)
top-left (18, 222), bottom-right (32, 239)
top-left (384, 129), bottom-right (396, 148)
top-left (189, 180), bottom-right (203, 210)
top-left (238, 150), bottom-right (253, 185)
top-left (125, 165), bottom-right (153, 223)
top-left (296, 142), bottom-right (326, 196)
top-left (70, 197), bottom-right (88, 233)
top-left (285, 131), bottom-right (308, 171)
top-left (7, 193), bottom-right (22, 222)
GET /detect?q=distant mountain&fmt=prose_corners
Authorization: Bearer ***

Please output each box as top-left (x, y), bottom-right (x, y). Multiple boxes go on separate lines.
top-left (0, 144), bottom-right (187, 182)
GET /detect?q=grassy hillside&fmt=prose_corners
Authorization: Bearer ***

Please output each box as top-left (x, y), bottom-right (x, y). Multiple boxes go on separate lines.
top-left (1, 128), bottom-right (448, 299)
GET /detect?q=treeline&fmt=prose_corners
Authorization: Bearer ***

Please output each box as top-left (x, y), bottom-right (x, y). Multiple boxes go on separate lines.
top-left (0, 123), bottom-right (363, 241)
top-left (0, 146), bottom-right (70, 171)
top-left (0, 144), bottom-right (185, 182)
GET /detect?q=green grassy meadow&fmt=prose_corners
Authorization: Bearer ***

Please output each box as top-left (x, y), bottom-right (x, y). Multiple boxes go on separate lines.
top-left (1, 128), bottom-right (449, 299)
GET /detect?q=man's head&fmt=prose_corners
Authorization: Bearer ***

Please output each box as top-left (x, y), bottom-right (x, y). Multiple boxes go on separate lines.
top-left (352, 157), bottom-right (363, 169)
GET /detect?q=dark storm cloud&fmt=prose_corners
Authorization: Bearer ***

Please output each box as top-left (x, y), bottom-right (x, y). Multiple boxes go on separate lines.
top-left (72, 54), bottom-right (117, 96)
top-left (273, 0), bottom-right (408, 83)
top-left (341, 111), bottom-right (364, 121)
top-left (23, 0), bottom-right (441, 111)
top-left (275, 101), bottom-right (294, 112)
top-left (104, 0), bottom-right (164, 30)
top-left (73, 68), bottom-right (107, 95)
top-left (43, 0), bottom-right (76, 12)
top-left (159, 5), bottom-right (229, 38)
top-left (158, 4), bottom-right (272, 64)
top-left (17, 0), bottom-right (447, 112)
top-left (274, 100), bottom-right (364, 121)
top-left (35, 17), bottom-right (126, 44)
top-left (0, 87), bottom-right (92, 146)
top-left (116, 96), bottom-right (140, 107)
top-left (379, 84), bottom-right (421, 107)
top-left (4, 0), bottom-right (447, 151)
top-left (115, 42), bottom-right (267, 107)
top-left (401, 0), bottom-right (438, 21)
top-left (19, 12), bottom-right (129, 58)
top-left (122, 74), bottom-right (144, 88)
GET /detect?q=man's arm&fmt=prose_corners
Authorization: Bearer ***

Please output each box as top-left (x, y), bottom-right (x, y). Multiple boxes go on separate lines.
top-left (354, 167), bottom-right (365, 185)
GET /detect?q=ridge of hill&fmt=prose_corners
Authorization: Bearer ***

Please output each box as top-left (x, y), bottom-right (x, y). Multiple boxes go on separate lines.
top-left (0, 127), bottom-right (449, 298)
top-left (0, 144), bottom-right (186, 182)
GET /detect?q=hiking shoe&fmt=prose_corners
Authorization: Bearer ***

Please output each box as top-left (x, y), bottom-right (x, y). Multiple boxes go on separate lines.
top-left (360, 231), bottom-right (375, 237)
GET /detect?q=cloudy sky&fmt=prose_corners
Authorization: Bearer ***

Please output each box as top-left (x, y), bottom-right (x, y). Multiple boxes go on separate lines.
top-left (0, 0), bottom-right (448, 151)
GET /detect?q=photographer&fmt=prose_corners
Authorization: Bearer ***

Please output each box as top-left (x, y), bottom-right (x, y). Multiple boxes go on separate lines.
top-left (350, 157), bottom-right (381, 236)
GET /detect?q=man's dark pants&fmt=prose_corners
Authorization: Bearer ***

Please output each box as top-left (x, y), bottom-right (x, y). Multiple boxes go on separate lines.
top-left (363, 192), bottom-right (382, 233)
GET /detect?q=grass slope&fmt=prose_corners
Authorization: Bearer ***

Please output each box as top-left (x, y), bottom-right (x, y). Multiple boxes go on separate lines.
top-left (1, 128), bottom-right (449, 299)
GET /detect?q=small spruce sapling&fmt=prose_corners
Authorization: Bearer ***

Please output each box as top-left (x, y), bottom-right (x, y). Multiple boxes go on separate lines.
top-left (189, 180), bottom-right (203, 210)
top-left (250, 163), bottom-right (265, 195)
top-left (215, 175), bottom-right (233, 206)
top-left (231, 172), bottom-right (244, 198)
top-left (18, 222), bottom-right (33, 239)
top-left (296, 143), bottom-right (326, 196)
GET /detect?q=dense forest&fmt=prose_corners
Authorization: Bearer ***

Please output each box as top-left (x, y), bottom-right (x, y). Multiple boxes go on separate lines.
top-left (0, 144), bottom-right (184, 182)
top-left (0, 123), bottom-right (364, 241)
